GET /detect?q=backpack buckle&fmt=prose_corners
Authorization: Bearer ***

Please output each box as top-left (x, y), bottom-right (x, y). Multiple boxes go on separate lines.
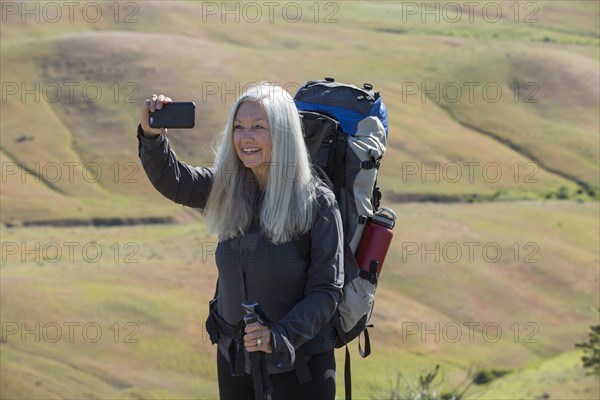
top-left (360, 160), bottom-right (376, 169)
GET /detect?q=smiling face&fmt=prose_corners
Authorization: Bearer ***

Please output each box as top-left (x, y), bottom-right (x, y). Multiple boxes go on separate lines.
top-left (233, 101), bottom-right (273, 188)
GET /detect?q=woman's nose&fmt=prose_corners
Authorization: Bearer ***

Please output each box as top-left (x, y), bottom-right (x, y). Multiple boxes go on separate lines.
top-left (240, 128), bottom-right (254, 139)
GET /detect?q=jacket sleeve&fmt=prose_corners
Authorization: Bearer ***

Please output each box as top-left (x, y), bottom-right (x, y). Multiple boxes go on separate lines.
top-left (269, 187), bottom-right (344, 367)
top-left (137, 124), bottom-right (214, 209)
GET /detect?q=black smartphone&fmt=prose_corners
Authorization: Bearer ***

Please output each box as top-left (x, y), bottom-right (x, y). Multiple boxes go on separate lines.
top-left (149, 102), bottom-right (196, 129)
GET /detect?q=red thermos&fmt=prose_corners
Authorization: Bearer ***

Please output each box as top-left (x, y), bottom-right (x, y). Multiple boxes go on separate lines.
top-left (355, 207), bottom-right (396, 276)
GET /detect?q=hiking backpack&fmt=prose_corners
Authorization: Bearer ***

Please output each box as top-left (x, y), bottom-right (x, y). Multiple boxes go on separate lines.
top-left (294, 78), bottom-right (391, 399)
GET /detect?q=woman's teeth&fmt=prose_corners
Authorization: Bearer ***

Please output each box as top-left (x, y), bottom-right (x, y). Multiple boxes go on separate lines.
top-left (242, 148), bottom-right (260, 153)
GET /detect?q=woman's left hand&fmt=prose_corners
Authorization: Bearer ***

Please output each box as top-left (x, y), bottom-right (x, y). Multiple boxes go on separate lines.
top-left (243, 322), bottom-right (272, 353)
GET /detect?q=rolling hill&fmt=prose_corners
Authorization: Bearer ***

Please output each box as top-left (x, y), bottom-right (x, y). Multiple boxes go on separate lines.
top-left (1, 1), bottom-right (598, 399)
top-left (1, 0), bottom-right (597, 225)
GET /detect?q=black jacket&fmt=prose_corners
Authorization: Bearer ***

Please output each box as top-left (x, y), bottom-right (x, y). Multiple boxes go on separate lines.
top-left (137, 126), bottom-right (344, 374)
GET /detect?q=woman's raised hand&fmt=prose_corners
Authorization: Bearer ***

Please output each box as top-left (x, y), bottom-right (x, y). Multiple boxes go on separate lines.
top-left (140, 94), bottom-right (172, 137)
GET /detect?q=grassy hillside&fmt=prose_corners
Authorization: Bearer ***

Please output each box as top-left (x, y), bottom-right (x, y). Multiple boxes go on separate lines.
top-left (1, 1), bottom-right (598, 399)
top-left (2, 1), bottom-right (598, 225)
top-left (1, 200), bottom-right (598, 399)
top-left (469, 350), bottom-right (600, 400)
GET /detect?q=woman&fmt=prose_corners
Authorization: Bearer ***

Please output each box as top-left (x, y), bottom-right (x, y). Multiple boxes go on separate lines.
top-left (137, 83), bottom-right (344, 399)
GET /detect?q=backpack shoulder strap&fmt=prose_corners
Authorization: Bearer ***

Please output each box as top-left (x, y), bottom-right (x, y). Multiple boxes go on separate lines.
top-left (290, 172), bottom-right (336, 264)
top-left (344, 345), bottom-right (352, 400)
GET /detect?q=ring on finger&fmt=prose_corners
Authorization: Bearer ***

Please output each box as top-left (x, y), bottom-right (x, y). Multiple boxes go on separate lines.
top-left (256, 338), bottom-right (262, 346)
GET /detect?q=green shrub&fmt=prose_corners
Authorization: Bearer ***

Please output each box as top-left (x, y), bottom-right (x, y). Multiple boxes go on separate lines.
top-left (575, 308), bottom-right (600, 376)
top-left (370, 364), bottom-right (474, 400)
top-left (472, 368), bottom-right (511, 385)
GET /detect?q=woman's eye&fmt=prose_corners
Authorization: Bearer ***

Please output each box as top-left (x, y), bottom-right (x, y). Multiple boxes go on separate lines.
top-left (254, 125), bottom-right (264, 130)
top-left (234, 125), bottom-right (243, 130)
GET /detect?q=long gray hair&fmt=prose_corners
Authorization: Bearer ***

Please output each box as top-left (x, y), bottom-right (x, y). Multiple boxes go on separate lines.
top-left (204, 83), bottom-right (318, 244)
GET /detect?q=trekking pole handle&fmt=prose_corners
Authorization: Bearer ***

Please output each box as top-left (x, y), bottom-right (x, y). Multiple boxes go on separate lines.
top-left (242, 301), bottom-right (264, 325)
top-left (242, 301), bottom-right (258, 314)
top-left (243, 313), bottom-right (260, 325)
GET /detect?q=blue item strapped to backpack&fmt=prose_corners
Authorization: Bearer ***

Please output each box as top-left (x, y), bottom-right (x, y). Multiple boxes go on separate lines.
top-left (295, 77), bottom-right (388, 136)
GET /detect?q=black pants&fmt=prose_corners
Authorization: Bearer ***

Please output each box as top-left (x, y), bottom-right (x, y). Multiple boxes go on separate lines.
top-left (217, 349), bottom-right (336, 400)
